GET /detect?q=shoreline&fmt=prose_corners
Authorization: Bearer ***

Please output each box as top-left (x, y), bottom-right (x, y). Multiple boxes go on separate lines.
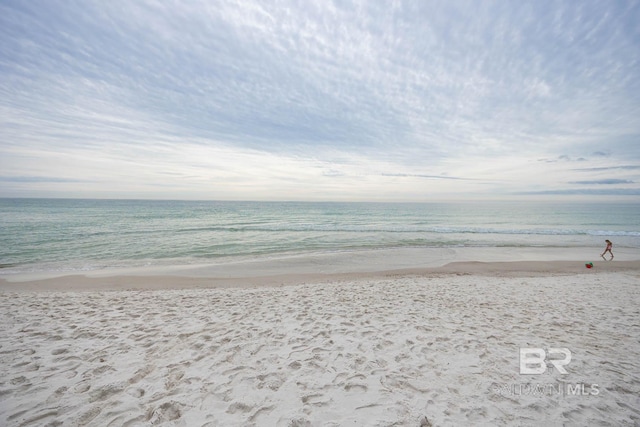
top-left (2, 246), bottom-right (639, 425)
top-left (1, 256), bottom-right (639, 292)
top-left (4, 245), bottom-right (638, 278)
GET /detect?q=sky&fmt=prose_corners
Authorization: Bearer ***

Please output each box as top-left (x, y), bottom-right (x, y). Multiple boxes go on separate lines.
top-left (1, 0), bottom-right (639, 202)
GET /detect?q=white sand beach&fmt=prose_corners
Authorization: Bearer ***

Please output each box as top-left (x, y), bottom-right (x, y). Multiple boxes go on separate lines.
top-left (1, 249), bottom-right (639, 426)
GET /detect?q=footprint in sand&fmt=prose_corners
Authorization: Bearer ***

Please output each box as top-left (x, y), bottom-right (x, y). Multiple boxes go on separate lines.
top-left (63, 368), bottom-right (79, 379)
top-left (165, 368), bottom-right (185, 390)
top-left (148, 401), bottom-right (183, 423)
top-left (88, 383), bottom-right (126, 403)
top-left (73, 381), bottom-right (91, 393)
top-left (128, 364), bottom-right (154, 384)
top-left (256, 372), bottom-right (285, 391)
top-left (126, 387), bottom-right (145, 398)
top-left (226, 402), bottom-right (254, 414)
top-left (76, 405), bottom-right (102, 425)
top-left (301, 394), bottom-right (330, 407)
top-left (10, 376), bottom-right (27, 385)
top-left (288, 361), bottom-right (302, 370)
top-left (344, 382), bottom-right (368, 392)
top-left (276, 416), bottom-right (312, 427)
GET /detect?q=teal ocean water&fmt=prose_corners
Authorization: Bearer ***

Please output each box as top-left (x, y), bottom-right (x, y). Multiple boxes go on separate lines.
top-left (1, 199), bottom-right (639, 274)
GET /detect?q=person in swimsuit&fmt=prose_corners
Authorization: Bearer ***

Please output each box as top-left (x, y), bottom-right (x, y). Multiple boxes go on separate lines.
top-left (601, 239), bottom-right (613, 261)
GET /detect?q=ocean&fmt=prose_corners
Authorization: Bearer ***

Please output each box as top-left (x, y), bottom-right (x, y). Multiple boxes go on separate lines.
top-left (1, 198), bottom-right (638, 275)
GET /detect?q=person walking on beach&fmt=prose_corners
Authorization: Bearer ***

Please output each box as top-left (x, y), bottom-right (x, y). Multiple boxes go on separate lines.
top-left (601, 239), bottom-right (613, 260)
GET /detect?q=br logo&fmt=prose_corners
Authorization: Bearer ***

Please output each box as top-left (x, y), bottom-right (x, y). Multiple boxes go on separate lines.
top-left (520, 348), bottom-right (572, 374)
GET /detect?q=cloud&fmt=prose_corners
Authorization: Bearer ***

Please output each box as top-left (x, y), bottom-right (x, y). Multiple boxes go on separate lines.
top-left (0, 176), bottom-right (90, 183)
top-left (520, 188), bottom-right (640, 196)
top-left (572, 165), bottom-right (640, 172)
top-left (380, 173), bottom-right (473, 181)
top-left (1, 0), bottom-right (639, 200)
top-left (569, 179), bottom-right (634, 185)
top-left (538, 156), bottom-right (588, 163)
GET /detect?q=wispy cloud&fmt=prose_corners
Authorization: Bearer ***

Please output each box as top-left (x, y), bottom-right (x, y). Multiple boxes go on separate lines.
top-left (573, 165), bottom-right (640, 172)
top-left (521, 188), bottom-right (640, 196)
top-left (570, 179), bottom-right (635, 185)
top-left (1, 0), bottom-right (639, 200)
top-left (0, 176), bottom-right (90, 183)
top-left (380, 173), bottom-right (473, 181)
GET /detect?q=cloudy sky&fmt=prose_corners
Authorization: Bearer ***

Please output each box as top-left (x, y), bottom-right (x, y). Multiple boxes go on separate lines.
top-left (1, 0), bottom-right (639, 201)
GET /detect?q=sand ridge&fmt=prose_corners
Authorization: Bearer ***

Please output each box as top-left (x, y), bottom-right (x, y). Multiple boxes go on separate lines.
top-left (2, 259), bottom-right (640, 292)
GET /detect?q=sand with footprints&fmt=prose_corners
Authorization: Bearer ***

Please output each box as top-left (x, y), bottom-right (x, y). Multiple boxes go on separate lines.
top-left (1, 265), bottom-right (640, 426)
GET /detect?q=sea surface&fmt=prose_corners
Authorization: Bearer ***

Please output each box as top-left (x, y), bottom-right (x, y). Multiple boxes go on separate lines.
top-left (1, 198), bottom-right (639, 274)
